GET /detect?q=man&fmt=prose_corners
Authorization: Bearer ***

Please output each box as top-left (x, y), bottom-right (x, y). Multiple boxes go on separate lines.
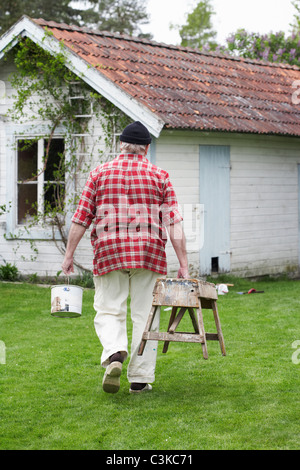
top-left (62, 121), bottom-right (189, 394)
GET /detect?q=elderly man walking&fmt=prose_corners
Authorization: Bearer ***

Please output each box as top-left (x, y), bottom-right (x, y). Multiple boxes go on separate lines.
top-left (62, 121), bottom-right (189, 394)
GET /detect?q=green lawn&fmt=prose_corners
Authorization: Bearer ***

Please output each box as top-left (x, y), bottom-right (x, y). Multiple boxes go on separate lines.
top-left (0, 277), bottom-right (299, 450)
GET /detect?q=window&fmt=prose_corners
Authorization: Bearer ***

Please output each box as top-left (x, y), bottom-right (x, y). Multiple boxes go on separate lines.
top-left (17, 138), bottom-right (65, 225)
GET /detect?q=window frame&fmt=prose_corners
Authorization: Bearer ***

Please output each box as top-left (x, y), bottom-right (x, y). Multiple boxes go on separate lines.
top-left (17, 137), bottom-right (66, 226)
top-left (6, 125), bottom-right (74, 240)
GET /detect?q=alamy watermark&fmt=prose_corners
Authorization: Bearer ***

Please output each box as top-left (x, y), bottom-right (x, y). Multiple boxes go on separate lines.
top-left (292, 80), bottom-right (300, 104)
top-left (95, 201), bottom-right (204, 251)
top-left (292, 340), bottom-right (300, 365)
top-left (0, 341), bottom-right (6, 365)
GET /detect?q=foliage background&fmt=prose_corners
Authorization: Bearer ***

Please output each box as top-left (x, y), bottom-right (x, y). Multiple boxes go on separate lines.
top-left (0, 0), bottom-right (151, 37)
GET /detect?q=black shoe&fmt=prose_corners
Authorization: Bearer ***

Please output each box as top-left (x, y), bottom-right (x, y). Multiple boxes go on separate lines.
top-left (109, 351), bottom-right (124, 364)
top-left (129, 383), bottom-right (152, 394)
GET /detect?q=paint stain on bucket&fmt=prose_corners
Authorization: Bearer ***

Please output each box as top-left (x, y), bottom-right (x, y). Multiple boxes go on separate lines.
top-left (51, 285), bottom-right (83, 318)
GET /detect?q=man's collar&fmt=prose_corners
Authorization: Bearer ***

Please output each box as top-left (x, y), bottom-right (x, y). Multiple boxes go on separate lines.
top-left (116, 154), bottom-right (149, 162)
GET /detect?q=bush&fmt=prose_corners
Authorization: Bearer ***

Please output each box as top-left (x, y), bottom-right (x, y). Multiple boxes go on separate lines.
top-left (0, 262), bottom-right (19, 281)
top-left (70, 271), bottom-right (94, 288)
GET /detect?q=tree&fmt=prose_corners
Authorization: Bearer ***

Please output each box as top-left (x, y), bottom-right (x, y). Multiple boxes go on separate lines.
top-left (291, 0), bottom-right (300, 31)
top-left (81, 0), bottom-right (151, 37)
top-left (175, 0), bottom-right (217, 50)
top-left (207, 0), bottom-right (300, 67)
top-left (0, 0), bottom-right (83, 35)
top-left (222, 29), bottom-right (300, 66)
top-left (0, 0), bottom-right (151, 38)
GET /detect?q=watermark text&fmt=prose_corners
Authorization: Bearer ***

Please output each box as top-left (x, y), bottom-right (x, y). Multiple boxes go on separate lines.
top-left (292, 340), bottom-right (300, 365)
top-left (292, 80), bottom-right (300, 104)
top-left (95, 202), bottom-right (204, 251)
top-left (0, 341), bottom-right (6, 365)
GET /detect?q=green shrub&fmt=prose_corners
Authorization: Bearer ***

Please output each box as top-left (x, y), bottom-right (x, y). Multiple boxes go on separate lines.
top-left (70, 271), bottom-right (94, 288)
top-left (0, 262), bottom-right (19, 281)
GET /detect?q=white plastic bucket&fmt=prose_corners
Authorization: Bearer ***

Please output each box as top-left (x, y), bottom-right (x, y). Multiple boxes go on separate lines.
top-left (51, 285), bottom-right (83, 318)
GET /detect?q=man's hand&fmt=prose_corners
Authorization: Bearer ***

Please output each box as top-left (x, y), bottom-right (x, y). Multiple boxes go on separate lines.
top-left (177, 266), bottom-right (189, 279)
top-left (167, 222), bottom-right (189, 279)
top-left (62, 255), bottom-right (74, 276)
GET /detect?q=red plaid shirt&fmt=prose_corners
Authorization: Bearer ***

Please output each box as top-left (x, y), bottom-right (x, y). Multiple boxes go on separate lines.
top-left (72, 154), bottom-right (183, 276)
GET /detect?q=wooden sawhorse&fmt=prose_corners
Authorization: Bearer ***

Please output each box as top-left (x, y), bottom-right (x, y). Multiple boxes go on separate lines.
top-left (138, 278), bottom-right (226, 360)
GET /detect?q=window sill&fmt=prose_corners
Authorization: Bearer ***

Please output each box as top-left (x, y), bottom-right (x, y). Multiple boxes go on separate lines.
top-left (5, 225), bottom-right (64, 241)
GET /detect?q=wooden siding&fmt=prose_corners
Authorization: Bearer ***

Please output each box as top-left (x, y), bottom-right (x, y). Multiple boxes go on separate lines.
top-left (156, 130), bottom-right (300, 277)
top-left (230, 141), bottom-right (300, 276)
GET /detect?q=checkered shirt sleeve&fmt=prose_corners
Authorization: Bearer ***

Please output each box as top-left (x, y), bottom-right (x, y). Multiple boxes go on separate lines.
top-left (72, 173), bottom-right (96, 228)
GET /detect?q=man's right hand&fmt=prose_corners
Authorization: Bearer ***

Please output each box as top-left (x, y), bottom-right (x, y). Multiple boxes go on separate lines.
top-left (167, 222), bottom-right (189, 279)
top-left (177, 267), bottom-right (189, 279)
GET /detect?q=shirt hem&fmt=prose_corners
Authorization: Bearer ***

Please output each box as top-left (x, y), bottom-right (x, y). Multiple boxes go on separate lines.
top-left (93, 266), bottom-right (167, 277)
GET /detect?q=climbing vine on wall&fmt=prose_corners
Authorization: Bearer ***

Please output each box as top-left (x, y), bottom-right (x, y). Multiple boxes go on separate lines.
top-left (6, 33), bottom-right (131, 273)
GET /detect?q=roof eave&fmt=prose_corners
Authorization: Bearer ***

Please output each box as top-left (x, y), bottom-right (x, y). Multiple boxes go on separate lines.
top-left (0, 15), bottom-right (165, 138)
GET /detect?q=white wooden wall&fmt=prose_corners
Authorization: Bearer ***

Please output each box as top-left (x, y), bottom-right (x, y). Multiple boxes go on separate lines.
top-left (0, 61), bottom-right (14, 266)
top-left (1, 59), bottom-right (300, 278)
top-left (156, 130), bottom-right (300, 278)
top-left (230, 136), bottom-right (300, 277)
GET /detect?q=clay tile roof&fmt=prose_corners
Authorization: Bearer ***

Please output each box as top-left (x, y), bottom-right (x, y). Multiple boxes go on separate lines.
top-left (33, 18), bottom-right (300, 136)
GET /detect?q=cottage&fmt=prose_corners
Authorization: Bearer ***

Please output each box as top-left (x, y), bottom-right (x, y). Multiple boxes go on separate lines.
top-left (1, 15), bottom-right (300, 278)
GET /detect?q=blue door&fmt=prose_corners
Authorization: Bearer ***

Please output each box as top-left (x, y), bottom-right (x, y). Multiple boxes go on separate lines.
top-left (199, 145), bottom-right (231, 275)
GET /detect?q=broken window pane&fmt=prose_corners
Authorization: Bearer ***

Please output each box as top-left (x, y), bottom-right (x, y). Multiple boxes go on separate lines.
top-left (17, 184), bottom-right (37, 225)
top-left (43, 138), bottom-right (65, 214)
top-left (44, 183), bottom-right (65, 212)
top-left (17, 140), bottom-right (38, 181)
top-left (44, 139), bottom-right (65, 181)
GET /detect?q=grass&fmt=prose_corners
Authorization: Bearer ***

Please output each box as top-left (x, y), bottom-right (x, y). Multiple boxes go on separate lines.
top-left (0, 276), bottom-right (300, 450)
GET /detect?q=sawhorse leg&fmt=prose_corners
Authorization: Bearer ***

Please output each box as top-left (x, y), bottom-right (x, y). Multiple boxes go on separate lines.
top-left (196, 303), bottom-right (208, 360)
top-left (138, 305), bottom-right (160, 356)
top-left (211, 300), bottom-right (226, 356)
top-left (162, 307), bottom-right (187, 353)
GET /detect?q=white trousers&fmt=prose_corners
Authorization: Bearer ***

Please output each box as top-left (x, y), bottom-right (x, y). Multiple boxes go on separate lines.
top-left (93, 269), bottom-right (161, 384)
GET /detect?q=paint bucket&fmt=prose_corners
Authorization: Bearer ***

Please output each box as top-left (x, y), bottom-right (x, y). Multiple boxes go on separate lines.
top-left (51, 284), bottom-right (83, 318)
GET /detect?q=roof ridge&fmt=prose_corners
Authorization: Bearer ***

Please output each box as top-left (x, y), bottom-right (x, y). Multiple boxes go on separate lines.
top-left (31, 17), bottom-right (300, 72)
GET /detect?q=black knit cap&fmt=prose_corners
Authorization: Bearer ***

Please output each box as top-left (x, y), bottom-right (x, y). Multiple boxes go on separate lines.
top-left (120, 121), bottom-right (152, 145)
